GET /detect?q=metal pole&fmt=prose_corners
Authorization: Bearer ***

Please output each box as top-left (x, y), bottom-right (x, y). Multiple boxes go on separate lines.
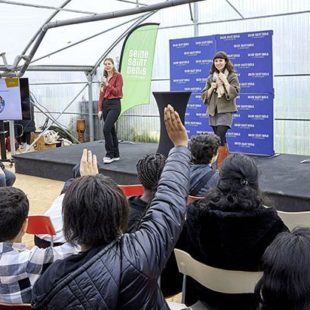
top-left (48, 0), bottom-right (205, 28)
top-left (87, 74), bottom-right (94, 142)
top-left (20, 0), bottom-right (72, 56)
top-left (193, 2), bottom-right (199, 36)
top-left (8, 121), bottom-right (16, 156)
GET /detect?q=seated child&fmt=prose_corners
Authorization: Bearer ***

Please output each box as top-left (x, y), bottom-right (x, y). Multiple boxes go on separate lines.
top-left (0, 187), bottom-right (79, 304)
top-left (189, 133), bottom-right (220, 196)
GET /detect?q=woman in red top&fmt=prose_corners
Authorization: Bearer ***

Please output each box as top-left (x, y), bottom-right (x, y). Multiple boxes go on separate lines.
top-left (98, 58), bottom-right (123, 164)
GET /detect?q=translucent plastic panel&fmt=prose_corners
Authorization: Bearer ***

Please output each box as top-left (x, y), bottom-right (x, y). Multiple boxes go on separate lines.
top-left (197, 0), bottom-right (242, 23)
top-left (32, 16), bottom-right (139, 65)
top-left (228, 0), bottom-right (310, 18)
top-left (0, 2), bottom-right (60, 64)
top-left (275, 120), bottom-right (310, 155)
top-left (274, 76), bottom-right (310, 120)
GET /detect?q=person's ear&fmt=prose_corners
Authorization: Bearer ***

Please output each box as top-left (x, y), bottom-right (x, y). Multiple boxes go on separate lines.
top-left (22, 218), bottom-right (28, 234)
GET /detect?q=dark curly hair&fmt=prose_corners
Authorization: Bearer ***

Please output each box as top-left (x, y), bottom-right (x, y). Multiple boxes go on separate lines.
top-left (198, 153), bottom-right (263, 211)
top-left (136, 153), bottom-right (166, 192)
top-left (255, 227), bottom-right (310, 310)
top-left (63, 174), bottom-right (129, 247)
top-left (190, 133), bottom-right (220, 165)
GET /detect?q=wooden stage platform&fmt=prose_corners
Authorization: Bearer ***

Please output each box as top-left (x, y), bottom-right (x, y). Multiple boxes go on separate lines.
top-left (13, 140), bottom-right (310, 212)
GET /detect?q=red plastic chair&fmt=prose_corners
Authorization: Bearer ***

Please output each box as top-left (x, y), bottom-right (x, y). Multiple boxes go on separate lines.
top-left (118, 184), bottom-right (144, 197)
top-left (26, 215), bottom-right (56, 247)
top-left (0, 304), bottom-right (31, 309)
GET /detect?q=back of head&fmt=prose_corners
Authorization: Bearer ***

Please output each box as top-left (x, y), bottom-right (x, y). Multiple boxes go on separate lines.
top-left (136, 153), bottom-right (166, 192)
top-left (190, 133), bottom-right (220, 164)
top-left (0, 187), bottom-right (29, 242)
top-left (62, 174), bottom-right (129, 248)
top-left (219, 153), bottom-right (259, 192)
top-left (256, 227), bottom-right (310, 310)
top-left (200, 153), bottom-right (262, 210)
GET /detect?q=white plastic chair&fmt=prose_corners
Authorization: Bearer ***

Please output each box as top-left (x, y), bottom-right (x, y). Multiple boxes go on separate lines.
top-left (276, 210), bottom-right (310, 231)
top-left (174, 249), bottom-right (263, 309)
top-left (263, 205), bottom-right (310, 231)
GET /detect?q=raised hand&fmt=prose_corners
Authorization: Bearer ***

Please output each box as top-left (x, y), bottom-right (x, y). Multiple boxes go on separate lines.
top-left (164, 104), bottom-right (188, 147)
top-left (80, 149), bottom-right (99, 176)
top-left (218, 72), bottom-right (228, 84)
top-left (211, 82), bottom-right (217, 89)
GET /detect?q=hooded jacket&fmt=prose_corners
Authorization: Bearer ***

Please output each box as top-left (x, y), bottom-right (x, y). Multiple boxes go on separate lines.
top-left (31, 146), bottom-right (190, 310)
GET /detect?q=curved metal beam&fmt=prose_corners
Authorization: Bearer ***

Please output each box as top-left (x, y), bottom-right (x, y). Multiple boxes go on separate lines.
top-left (47, 0), bottom-right (205, 28)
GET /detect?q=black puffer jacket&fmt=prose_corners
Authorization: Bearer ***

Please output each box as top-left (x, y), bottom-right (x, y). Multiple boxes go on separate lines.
top-left (32, 146), bottom-right (190, 310)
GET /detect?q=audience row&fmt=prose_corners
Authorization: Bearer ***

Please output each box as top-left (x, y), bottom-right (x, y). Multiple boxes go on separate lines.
top-left (0, 105), bottom-right (308, 309)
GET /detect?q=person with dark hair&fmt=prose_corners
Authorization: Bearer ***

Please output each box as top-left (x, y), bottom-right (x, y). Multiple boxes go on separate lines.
top-left (201, 51), bottom-right (240, 169)
top-left (0, 161), bottom-right (16, 187)
top-left (0, 187), bottom-right (78, 304)
top-left (34, 159), bottom-right (99, 248)
top-left (189, 133), bottom-right (220, 196)
top-left (126, 153), bottom-right (166, 233)
top-left (32, 104), bottom-right (191, 309)
top-left (98, 57), bottom-right (123, 164)
top-left (177, 153), bottom-right (288, 309)
top-left (256, 227), bottom-right (310, 310)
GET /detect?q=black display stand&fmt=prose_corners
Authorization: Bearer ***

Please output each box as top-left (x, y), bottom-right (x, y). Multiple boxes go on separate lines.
top-left (153, 91), bottom-right (191, 157)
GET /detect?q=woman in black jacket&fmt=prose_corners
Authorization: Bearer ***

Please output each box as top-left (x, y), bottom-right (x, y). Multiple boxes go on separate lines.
top-left (178, 153), bottom-right (288, 309)
top-left (31, 105), bottom-right (191, 310)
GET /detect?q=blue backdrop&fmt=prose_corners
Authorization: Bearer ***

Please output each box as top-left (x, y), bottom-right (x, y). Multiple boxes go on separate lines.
top-left (170, 30), bottom-right (274, 156)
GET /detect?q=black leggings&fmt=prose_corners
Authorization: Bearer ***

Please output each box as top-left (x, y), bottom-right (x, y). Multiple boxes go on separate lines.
top-left (102, 99), bottom-right (121, 158)
top-left (211, 125), bottom-right (229, 146)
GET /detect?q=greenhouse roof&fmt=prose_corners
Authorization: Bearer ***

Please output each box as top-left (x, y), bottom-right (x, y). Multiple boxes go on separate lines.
top-left (0, 0), bottom-right (309, 76)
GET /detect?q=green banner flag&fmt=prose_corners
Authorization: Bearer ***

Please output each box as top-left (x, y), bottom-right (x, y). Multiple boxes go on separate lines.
top-left (119, 23), bottom-right (159, 113)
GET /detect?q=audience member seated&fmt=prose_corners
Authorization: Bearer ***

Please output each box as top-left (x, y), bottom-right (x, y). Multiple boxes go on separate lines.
top-left (177, 153), bottom-right (288, 309)
top-left (126, 153), bottom-right (166, 233)
top-left (124, 152), bottom-right (180, 297)
top-left (189, 133), bottom-right (220, 196)
top-left (255, 227), bottom-right (310, 310)
top-left (0, 187), bottom-right (79, 304)
top-left (34, 163), bottom-right (92, 248)
top-left (31, 105), bottom-right (191, 309)
top-left (0, 161), bottom-right (16, 187)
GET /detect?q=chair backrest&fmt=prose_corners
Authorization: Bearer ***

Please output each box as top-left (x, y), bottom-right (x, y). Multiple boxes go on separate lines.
top-left (174, 248), bottom-right (262, 295)
top-left (26, 215), bottom-right (56, 235)
top-left (276, 210), bottom-right (310, 231)
top-left (26, 215), bottom-right (56, 247)
top-left (118, 184), bottom-right (144, 197)
top-left (0, 304), bottom-right (31, 309)
top-left (187, 195), bottom-right (204, 205)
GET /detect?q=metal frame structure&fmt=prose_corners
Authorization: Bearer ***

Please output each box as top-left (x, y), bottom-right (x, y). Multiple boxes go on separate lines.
top-left (0, 0), bottom-right (204, 155)
top-left (0, 0), bottom-right (309, 156)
